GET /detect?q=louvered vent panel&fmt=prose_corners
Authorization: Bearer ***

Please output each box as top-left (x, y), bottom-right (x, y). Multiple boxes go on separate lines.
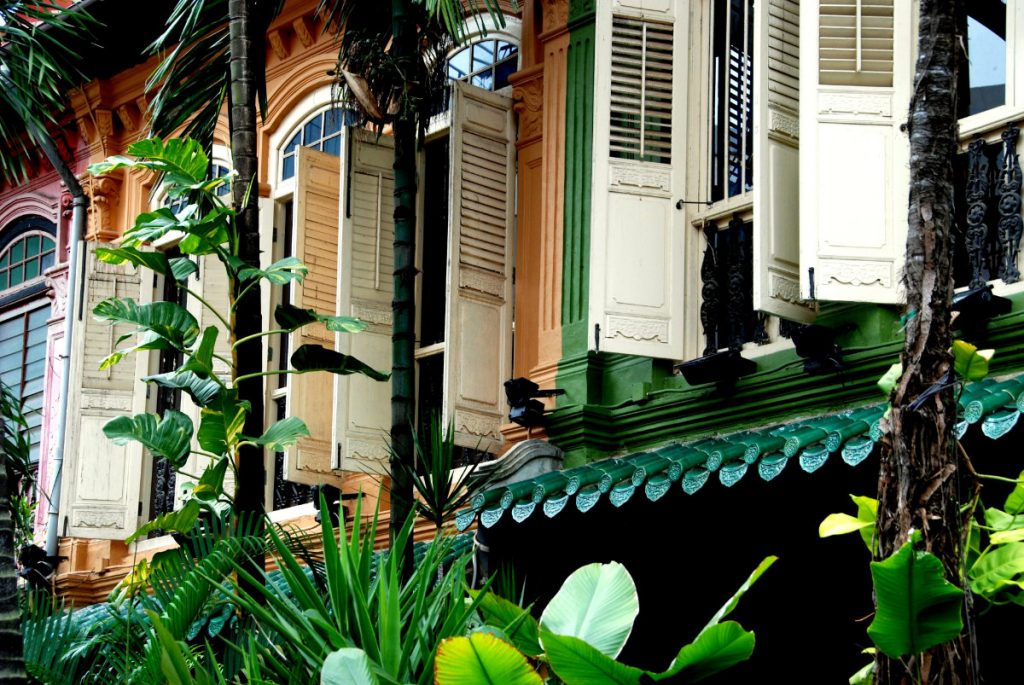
top-left (459, 129), bottom-right (508, 275)
top-left (609, 16), bottom-right (674, 164)
top-left (768, 0), bottom-right (800, 112)
top-left (350, 171), bottom-right (395, 292)
top-left (819, 0), bottom-right (894, 87)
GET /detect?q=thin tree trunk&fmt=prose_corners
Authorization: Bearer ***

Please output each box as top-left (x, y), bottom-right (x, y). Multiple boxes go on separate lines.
top-left (390, 0), bottom-right (416, 576)
top-left (228, 0), bottom-right (266, 574)
top-left (875, 1), bottom-right (976, 682)
top-left (0, 455), bottom-right (26, 684)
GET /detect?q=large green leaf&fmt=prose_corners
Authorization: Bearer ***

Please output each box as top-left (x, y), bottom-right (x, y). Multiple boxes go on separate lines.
top-left (867, 541), bottom-right (964, 657)
top-left (127, 500), bottom-right (201, 545)
top-left (471, 589), bottom-right (542, 657)
top-left (103, 411), bottom-right (194, 467)
top-left (655, 622), bottom-right (755, 682)
top-left (94, 298), bottom-right (200, 349)
top-left (700, 556), bottom-right (777, 634)
top-left (985, 507), bottom-right (1024, 531)
top-left (276, 304), bottom-right (368, 334)
top-left (435, 633), bottom-right (541, 685)
top-left (1005, 471), bottom-right (1024, 515)
top-left (321, 648), bottom-right (379, 685)
top-left (248, 417), bottom-right (310, 452)
top-left (540, 630), bottom-right (642, 685)
top-left (877, 363), bottom-right (902, 396)
top-left (101, 331), bottom-right (173, 370)
top-left (121, 207), bottom-right (185, 245)
top-left (197, 393), bottom-right (249, 455)
top-left (970, 542), bottom-right (1024, 598)
top-left (89, 138), bottom-right (210, 188)
top-left (540, 561), bottom-right (639, 658)
top-left (180, 327), bottom-right (220, 378)
top-left (819, 495), bottom-right (878, 552)
top-left (239, 256), bottom-right (308, 285)
top-left (290, 345), bottom-right (389, 381)
top-left (188, 459), bottom-right (229, 503)
top-left (97, 246), bottom-right (173, 276)
top-left (952, 339), bottom-right (994, 381)
top-left (145, 370), bottom-right (224, 407)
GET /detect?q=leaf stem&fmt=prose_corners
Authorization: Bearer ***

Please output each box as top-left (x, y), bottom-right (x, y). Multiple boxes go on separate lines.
top-left (182, 286), bottom-right (232, 331)
top-left (233, 329), bottom-right (290, 349)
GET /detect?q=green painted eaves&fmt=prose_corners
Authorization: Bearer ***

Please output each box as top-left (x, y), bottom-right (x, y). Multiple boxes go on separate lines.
top-left (455, 373), bottom-right (1024, 532)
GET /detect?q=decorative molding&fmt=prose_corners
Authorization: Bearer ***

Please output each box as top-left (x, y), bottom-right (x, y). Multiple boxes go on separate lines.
top-left (351, 301), bottom-right (392, 325)
top-left (818, 93), bottom-right (892, 118)
top-left (292, 16), bottom-right (315, 48)
top-left (86, 173), bottom-right (123, 241)
top-left (820, 260), bottom-right (892, 287)
top-left (115, 103), bottom-right (143, 134)
top-left (268, 29), bottom-right (289, 61)
top-left (345, 438), bottom-right (389, 462)
top-left (71, 508), bottom-right (126, 530)
top-left (769, 272), bottom-right (812, 309)
top-left (768, 109), bottom-right (799, 140)
top-left (543, 0), bottom-right (570, 32)
top-left (80, 390), bottom-right (133, 412)
top-left (459, 267), bottom-right (505, 298)
top-left (965, 137), bottom-right (990, 288)
top-left (608, 163), bottom-right (671, 194)
top-left (45, 269), bottom-right (69, 319)
top-left (604, 315), bottom-right (668, 343)
top-left (297, 439), bottom-right (332, 473)
top-left (0, 191), bottom-right (59, 227)
top-left (454, 410), bottom-right (503, 440)
top-left (512, 74), bottom-right (544, 142)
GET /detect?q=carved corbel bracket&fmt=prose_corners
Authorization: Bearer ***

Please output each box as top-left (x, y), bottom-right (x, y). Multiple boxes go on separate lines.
top-left (512, 71), bottom-right (544, 143)
top-left (85, 170), bottom-right (124, 242)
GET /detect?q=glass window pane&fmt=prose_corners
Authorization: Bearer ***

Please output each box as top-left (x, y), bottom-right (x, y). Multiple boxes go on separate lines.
top-left (284, 132), bottom-right (301, 154)
top-left (41, 251), bottom-right (54, 271)
top-left (0, 254), bottom-right (7, 269)
top-left (472, 69), bottom-right (494, 90)
top-left (449, 47), bottom-right (470, 80)
top-left (25, 236), bottom-right (39, 258)
top-left (25, 259), bottom-right (39, 280)
top-left (282, 154), bottom-right (295, 180)
top-left (967, 9), bottom-right (1006, 117)
top-left (323, 135), bottom-right (341, 157)
top-left (497, 41), bottom-right (516, 60)
top-left (323, 108), bottom-right (343, 136)
top-left (10, 265), bottom-right (22, 286)
top-left (0, 273), bottom-right (7, 290)
top-left (304, 114), bottom-right (323, 145)
top-left (473, 41), bottom-right (495, 71)
top-left (495, 59), bottom-right (517, 89)
top-left (11, 240), bottom-right (23, 263)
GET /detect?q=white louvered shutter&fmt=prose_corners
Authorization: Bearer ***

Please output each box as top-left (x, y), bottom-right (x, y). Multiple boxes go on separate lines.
top-left (754, 0), bottom-right (815, 322)
top-left (444, 81), bottom-right (515, 453)
top-left (589, 0), bottom-right (687, 359)
top-left (333, 129), bottom-right (394, 472)
top-left (800, 0), bottom-right (911, 303)
top-left (60, 243), bottom-right (148, 539)
top-left (284, 147), bottom-right (343, 486)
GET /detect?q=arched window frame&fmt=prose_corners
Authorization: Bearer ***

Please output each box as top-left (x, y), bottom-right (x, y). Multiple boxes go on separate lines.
top-left (0, 215), bottom-right (58, 303)
top-left (272, 98), bottom-right (359, 186)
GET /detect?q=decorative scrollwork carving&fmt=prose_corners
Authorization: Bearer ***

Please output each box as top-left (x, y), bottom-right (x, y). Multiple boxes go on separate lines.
top-left (726, 217), bottom-right (749, 349)
top-left (700, 224), bottom-right (720, 356)
top-left (965, 137), bottom-right (990, 288)
top-left (996, 126), bottom-right (1023, 283)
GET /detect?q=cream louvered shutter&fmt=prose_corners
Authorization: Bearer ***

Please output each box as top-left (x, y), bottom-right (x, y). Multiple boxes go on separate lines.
top-left (445, 81), bottom-right (515, 453)
top-left (333, 129), bottom-right (394, 472)
top-left (285, 147), bottom-right (343, 485)
top-left (60, 243), bottom-right (148, 539)
top-left (589, 0), bottom-right (687, 359)
top-left (800, 0), bottom-right (911, 303)
top-left (753, 0), bottom-right (815, 322)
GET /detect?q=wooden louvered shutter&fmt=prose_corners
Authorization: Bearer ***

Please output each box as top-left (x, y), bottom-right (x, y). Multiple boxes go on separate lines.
top-left (589, 0), bottom-right (687, 359)
top-left (285, 147), bottom-right (343, 485)
top-left (753, 0), bottom-right (815, 322)
top-left (61, 243), bottom-right (148, 539)
top-left (800, 0), bottom-right (911, 303)
top-left (444, 81), bottom-right (515, 453)
top-left (333, 129), bottom-right (394, 472)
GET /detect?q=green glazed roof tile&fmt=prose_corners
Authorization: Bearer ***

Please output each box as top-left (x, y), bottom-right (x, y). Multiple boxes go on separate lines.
top-left (456, 373), bottom-right (1024, 529)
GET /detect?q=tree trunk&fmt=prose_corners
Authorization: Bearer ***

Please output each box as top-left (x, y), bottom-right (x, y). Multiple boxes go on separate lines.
top-left (389, 0), bottom-right (416, 577)
top-left (228, 0), bottom-right (266, 573)
top-left (875, 1), bottom-right (976, 682)
top-left (0, 456), bottom-right (26, 684)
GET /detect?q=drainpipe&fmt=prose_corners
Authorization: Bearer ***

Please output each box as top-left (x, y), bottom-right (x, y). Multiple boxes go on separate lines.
top-left (28, 131), bottom-right (88, 559)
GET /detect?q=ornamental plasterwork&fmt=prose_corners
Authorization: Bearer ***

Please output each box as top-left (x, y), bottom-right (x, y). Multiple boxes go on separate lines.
top-left (820, 260), bottom-right (892, 287)
top-left (768, 109), bottom-right (799, 140)
top-left (72, 509), bottom-right (125, 529)
top-left (818, 92), bottom-right (892, 118)
top-left (543, 0), bottom-right (569, 32)
top-left (455, 409), bottom-right (502, 441)
top-left (605, 315), bottom-right (668, 342)
top-left (459, 267), bottom-right (505, 298)
top-left (608, 163), bottom-right (671, 195)
top-left (769, 272), bottom-right (810, 307)
top-left (351, 301), bottom-right (393, 326)
top-left (512, 75), bottom-right (543, 142)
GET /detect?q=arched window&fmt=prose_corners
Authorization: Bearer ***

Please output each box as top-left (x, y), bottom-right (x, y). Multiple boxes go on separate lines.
top-left (279, 106), bottom-right (359, 181)
top-left (0, 215), bottom-right (57, 463)
top-left (447, 39), bottom-right (518, 91)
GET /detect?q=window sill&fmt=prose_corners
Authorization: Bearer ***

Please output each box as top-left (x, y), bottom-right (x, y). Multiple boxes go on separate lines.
top-left (959, 105), bottom-right (1024, 143)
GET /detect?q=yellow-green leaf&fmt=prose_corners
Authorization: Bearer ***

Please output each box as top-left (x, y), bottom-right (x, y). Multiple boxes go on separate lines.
top-left (819, 513), bottom-right (874, 538)
top-left (952, 339), bottom-right (994, 381)
top-left (435, 633), bottom-right (541, 685)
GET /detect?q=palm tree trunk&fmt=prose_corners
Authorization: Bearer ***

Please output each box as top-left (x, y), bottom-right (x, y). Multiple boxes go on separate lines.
top-left (228, 0), bottom-right (266, 573)
top-left (0, 455), bottom-right (26, 684)
top-left (875, 1), bottom-right (976, 682)
top-left (390, 0), bottom-right (416, 576)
